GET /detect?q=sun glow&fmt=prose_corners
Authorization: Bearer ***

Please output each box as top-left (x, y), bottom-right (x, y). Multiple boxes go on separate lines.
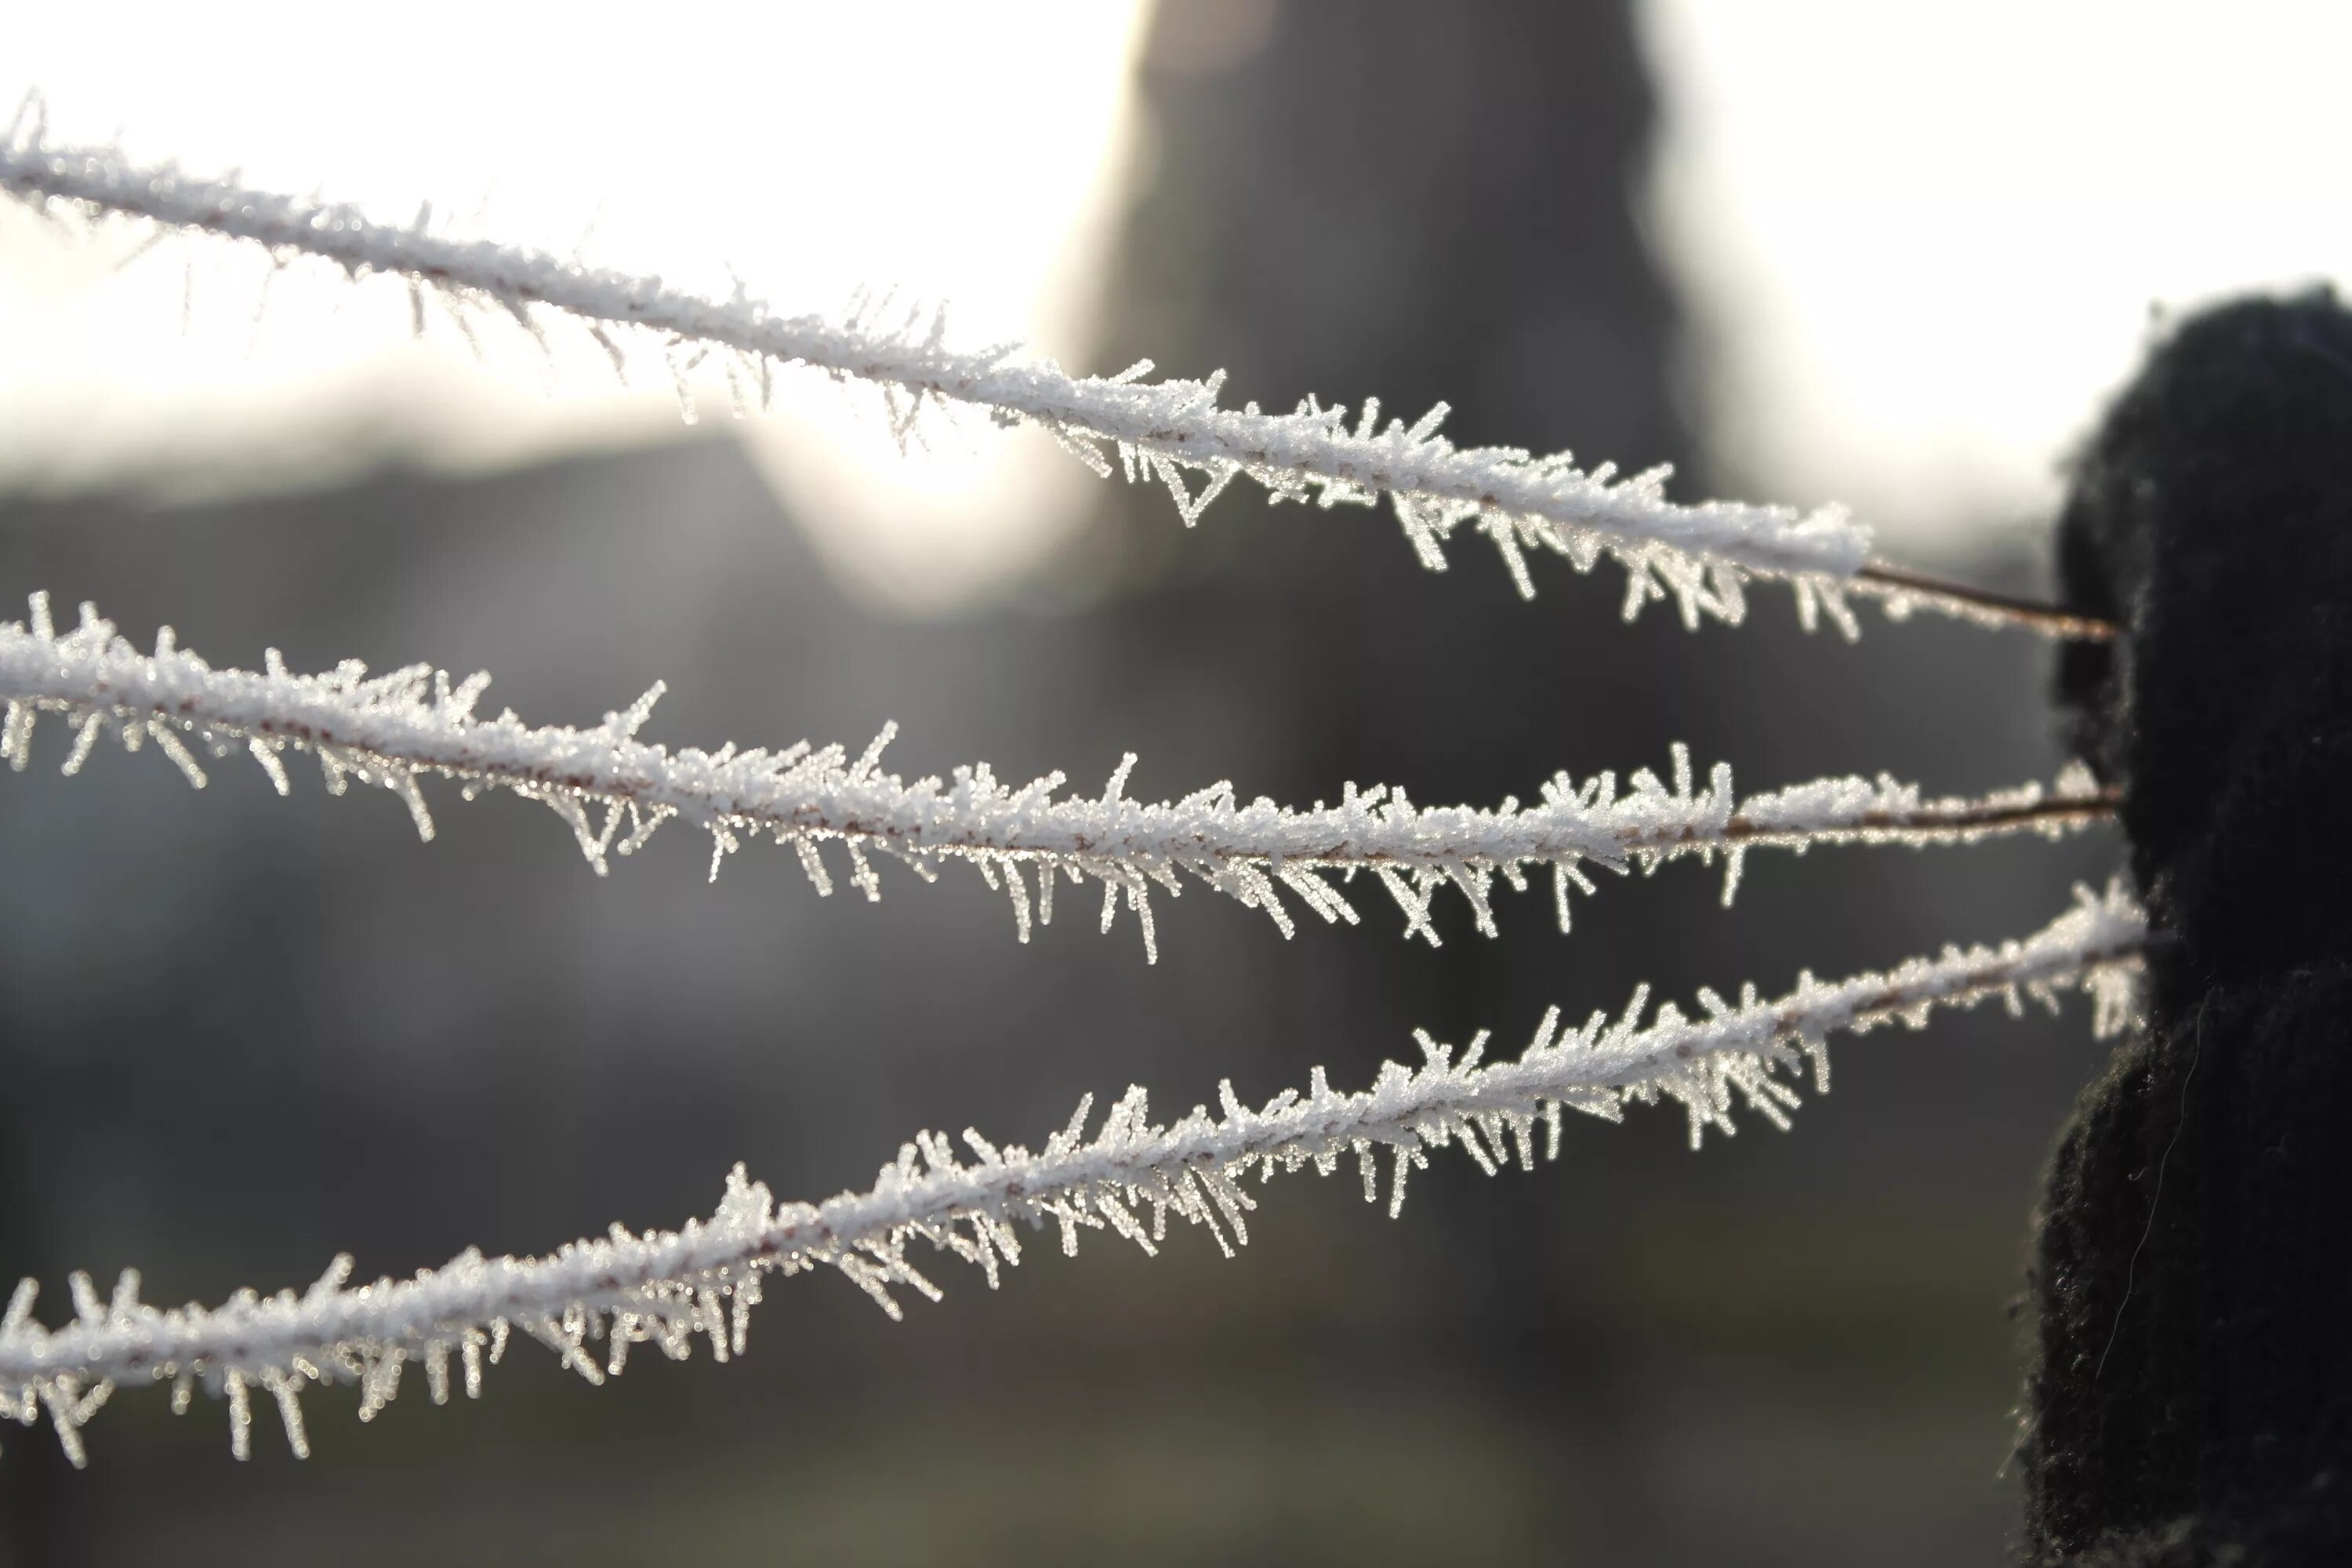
top-left (1645, 0), bottom-right (2352, 561)
top-left (0, 1), bottom-right (1152, 611)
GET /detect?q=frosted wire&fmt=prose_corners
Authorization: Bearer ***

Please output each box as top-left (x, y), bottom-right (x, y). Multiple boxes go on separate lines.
top-left (0, 122), bottom-right (1871, 631)
top-left (0, 596), bottom-right (2114, 958)
top-left (0, 884), bottom-right (2144, 1464)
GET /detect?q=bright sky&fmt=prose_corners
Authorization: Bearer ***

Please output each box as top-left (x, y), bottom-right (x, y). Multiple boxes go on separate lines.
top-left (0, 2), bottom-right (1155, 612)
top-left (1645, 0), bottom-right (2352, 562)
top-left (5, 2), bottom-right (2351, 596)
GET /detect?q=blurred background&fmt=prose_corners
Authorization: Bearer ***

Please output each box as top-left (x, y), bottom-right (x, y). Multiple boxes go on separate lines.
top-left (0, 2), bottom-right (2338, 1561)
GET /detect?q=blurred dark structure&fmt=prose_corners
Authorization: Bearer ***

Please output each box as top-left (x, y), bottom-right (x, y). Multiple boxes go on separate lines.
top-left (0, 2), bottom-right (2115, 1563)
top-left (2024, 294), bottom-right (2352, 1563)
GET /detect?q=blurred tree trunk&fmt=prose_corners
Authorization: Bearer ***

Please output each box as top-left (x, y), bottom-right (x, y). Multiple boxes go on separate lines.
top-left (1083, 0), bottom-right (1694, 1547)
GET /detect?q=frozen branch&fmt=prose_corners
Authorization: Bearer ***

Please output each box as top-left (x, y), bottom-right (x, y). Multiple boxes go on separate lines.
top-left (1, 596), bottom-right (2116, 958)
top-left (0, 118), bottom-right (1913, 631)
top-left (0, 884), bottom-right (2146, 1465)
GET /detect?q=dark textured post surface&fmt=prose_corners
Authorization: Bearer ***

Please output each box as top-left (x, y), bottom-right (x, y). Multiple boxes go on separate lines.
top-left (2028, 293), bottom-right (2352, 1563)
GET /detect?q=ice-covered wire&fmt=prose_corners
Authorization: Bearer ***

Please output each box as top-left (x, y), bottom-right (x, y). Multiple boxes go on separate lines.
top-left (0, 116), bottom-right (1938, 633)
top-left (1, 596), bottom-right (2117, 959)
top-left (0, 883), bottom-right (2146, 1465)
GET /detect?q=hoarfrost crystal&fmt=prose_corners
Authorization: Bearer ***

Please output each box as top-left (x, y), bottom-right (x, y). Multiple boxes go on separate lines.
top-left (0, 597), bottom-right (2115, 958)
top-left (0, 122), bottom-right (1871, 630)
top-left (0, 884), bottom-right (2146, 1465)
top-left (0, 99), bottom-right (2145, 1486)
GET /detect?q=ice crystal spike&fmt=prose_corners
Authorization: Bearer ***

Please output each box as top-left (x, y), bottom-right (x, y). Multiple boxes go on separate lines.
top-left (0, 128), bottom-right (1883, 632)
top-left (0, 886), bottom-right (2145, 1463)
top-left (0, 599), bottom-right (2117, 959)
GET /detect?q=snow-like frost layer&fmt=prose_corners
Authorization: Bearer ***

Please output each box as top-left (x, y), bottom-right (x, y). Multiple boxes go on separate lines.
top-left (0, 597), bottom-right (2116, 958)
top-left (0, 115), bottom-right (1871, 631)
top-left (0, 884), bottom-right (2146, 1465)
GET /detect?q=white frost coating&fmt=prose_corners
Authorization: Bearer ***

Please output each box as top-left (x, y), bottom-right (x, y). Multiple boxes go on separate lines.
top-left (0, 884), bottom-right (2146, 1465)
top-left (0, 118), bottom-right (1871, 631)
top-left (0, 597), bottom-right (2114, 958)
